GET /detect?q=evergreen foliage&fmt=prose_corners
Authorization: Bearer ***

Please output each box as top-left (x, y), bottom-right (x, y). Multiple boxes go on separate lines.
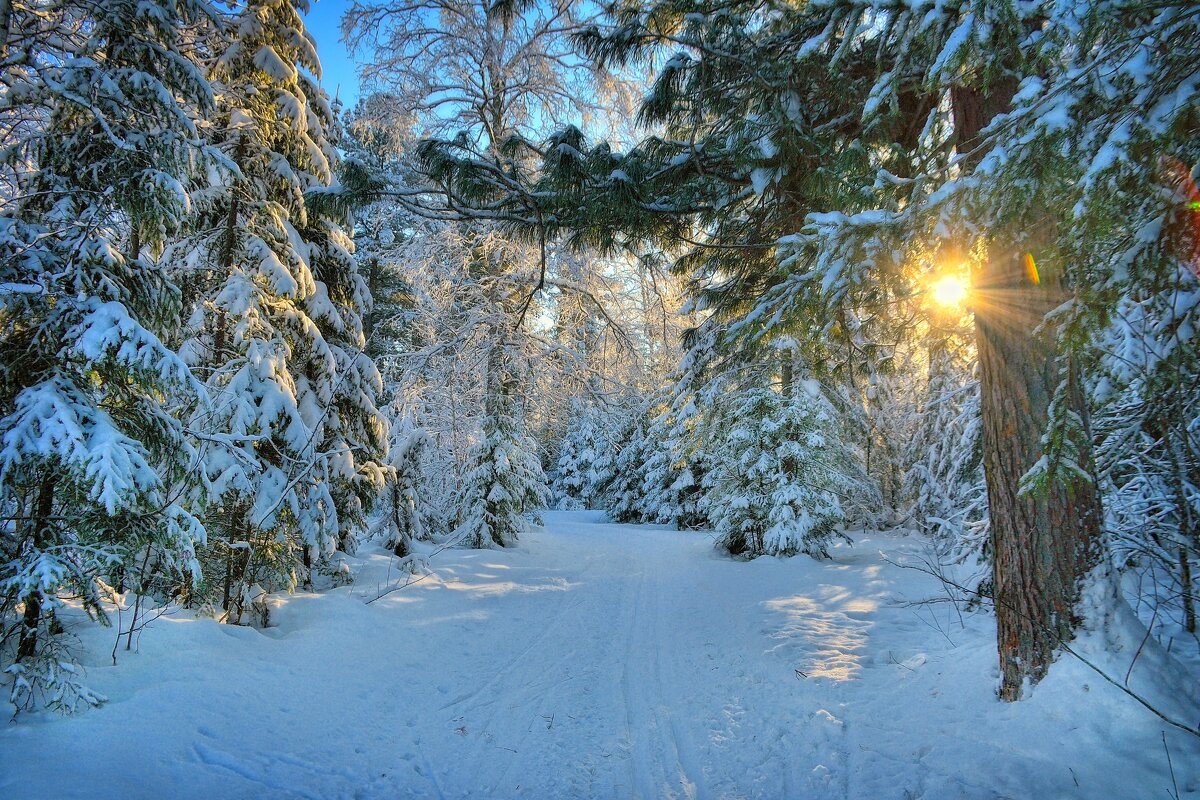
top-left (703, 387), bottom-right (850, 558)
top-left (382, 414), bottom-right (430, 559)
top-left (551, 401), bottom-right (616, 510)
top-left (0, 0), bottom-right (219, 708)
top-left (602, 409), bottom-right (656, 524)
top-left (454, 384), bottom-right (550, 548)
top-left (165, 0), bottom-right (387, 617)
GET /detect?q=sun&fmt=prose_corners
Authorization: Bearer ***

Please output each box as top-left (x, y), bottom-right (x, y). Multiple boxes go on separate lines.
top-left (930, 274), bottom-right (969, 309)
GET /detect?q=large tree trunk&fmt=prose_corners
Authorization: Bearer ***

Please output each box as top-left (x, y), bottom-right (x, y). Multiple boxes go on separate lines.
top-left (973, 242), bottom-right (1104, 700)
top-left (953, 83), bottom-right (1105, 701)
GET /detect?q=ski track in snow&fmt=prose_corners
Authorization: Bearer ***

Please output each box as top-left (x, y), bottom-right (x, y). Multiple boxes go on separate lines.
top-left (2, 510), bottom-right (1198, 799)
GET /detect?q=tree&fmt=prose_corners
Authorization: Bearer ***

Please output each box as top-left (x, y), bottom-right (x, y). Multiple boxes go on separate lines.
top-left (382, 414), bottom-right (429, 558)
top-left (343, 0), bottom-right (597, 147)
top-left (171, 0), bottom-right (384, 619)
top-left (303, 130), bottom-right (392, 555)
top-left (1037, 0), bottom-right (1200, 640)
top-left (340, 92), bottom-right (421, 368)
top-left (453, 363), bottom-right (550, 547)
top-left (637, 326), bottom-right (719, 530)
top-left (704, 387), bottom-right (850, 558)
top-left (604, 410), bottom-right (654, 523)
top-left (551, 400), bottom-right (615, 510)
top-left (0, 0), bottom-right (218, 706)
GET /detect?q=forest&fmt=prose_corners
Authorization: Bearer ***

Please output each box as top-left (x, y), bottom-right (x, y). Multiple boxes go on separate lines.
top-left (0, 0), bottom-right (1198, 797)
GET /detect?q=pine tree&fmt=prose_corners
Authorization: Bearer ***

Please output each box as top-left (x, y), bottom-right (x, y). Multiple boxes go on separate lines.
top-left (639, 410), bottom-right (706, 530)
top-left (551, 401), bottom-right (615, 510)
top-left (605, 412), bottom-right (654, 523)
top-left (704, 387), bottom-right (850, 558)
top-left (340, 92), bottom-right (420, 369)
top-left (0, 0), bottom-right (218, 707)
top-left (453, 358), bottom-right (550, 547)
top-left (171, 0), bottom-right (379, 620)
top-left (382, 414), bottom-right (429, 558)
top-left (302, 106), bottom-right (391, 554)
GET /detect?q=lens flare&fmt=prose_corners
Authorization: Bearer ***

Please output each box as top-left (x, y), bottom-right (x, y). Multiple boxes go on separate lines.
top-left (1162, 156), bottom-right (1200, 274)
top-left (930, 274), bottom-right (969, 309)
top-left (1023, 253), bottom-right (1040, 285)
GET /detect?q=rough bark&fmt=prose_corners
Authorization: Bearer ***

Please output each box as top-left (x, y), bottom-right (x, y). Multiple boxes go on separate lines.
top-left (953, 82), bottom-right (1105, 701)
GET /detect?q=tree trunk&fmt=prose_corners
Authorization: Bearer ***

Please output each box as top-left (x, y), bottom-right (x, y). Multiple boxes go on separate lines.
top-left (780, 348), bottom-right (793, 398)
top-left (17, 474), bottom-right (56, 662)
top-left (221, 542), bottom-right (235, 614)
top-left (974, 253), bottom-right (1104, 699)
top-left (954, 83), bottom-right (1105, 700)
top-left (221, 508), bottom-right (244, 614)
top-left (301, 544), bottom-right (313, 591)
top-left (364, 257), bottom-right (380, 340)
top-left (0, 0), bottom-right (12, 59)
top-left (1181, 545), bottom-right (1196, 635)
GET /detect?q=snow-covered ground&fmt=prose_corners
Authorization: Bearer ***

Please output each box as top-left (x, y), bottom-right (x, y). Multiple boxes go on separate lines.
top-left (2, 511), bottom-right (1198, 799)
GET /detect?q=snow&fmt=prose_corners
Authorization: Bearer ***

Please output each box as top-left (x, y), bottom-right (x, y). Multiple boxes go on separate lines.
top-left (2, 511), bottom-right (1197, 799)
top-left (927, 14), bottom-right (975, 83)
top-left (750, 167), bottom-right (774, 196)
top-left (254, 45), bottom-right (299, 83)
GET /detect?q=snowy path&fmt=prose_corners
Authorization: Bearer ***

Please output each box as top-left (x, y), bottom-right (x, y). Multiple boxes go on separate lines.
top-left (2, 511), bottom-right (1197, 799)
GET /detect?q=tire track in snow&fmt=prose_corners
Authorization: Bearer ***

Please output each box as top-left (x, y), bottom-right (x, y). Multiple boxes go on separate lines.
top-left (617, 538), bottom-right (705, 800)
top-left (619, 552), bottom-right (655, 796)
top-left (647, 552), bottom-right (705, 800)
top-left (439, 537), bottom-right (634, 795)
top-left (436, 570), bottom-right (590, 713)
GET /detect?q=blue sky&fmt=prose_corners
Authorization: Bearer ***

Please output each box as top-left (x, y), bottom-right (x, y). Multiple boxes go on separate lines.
top-left (303, 0), bottom-right (362, 108)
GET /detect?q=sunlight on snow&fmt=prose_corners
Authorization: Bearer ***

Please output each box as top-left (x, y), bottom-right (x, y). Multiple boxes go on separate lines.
top-left (762, 592), bottom-right (875, 680)
top-left (441, 576), bottom-right (576, 597)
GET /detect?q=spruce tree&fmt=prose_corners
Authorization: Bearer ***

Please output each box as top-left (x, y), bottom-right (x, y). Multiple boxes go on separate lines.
top-left (454, 357), bottom-right (550, 547)
top-left (382, 414), bottom-right (429, 558)
top-left (0, 0), bottom-right (218, 706)
top-left (552, 401), bottom-right (615, 510)
top-left (171, 0), bottom-right (382, 619)
top-left (605, 410), bottom-right (655, 523)
top-left (704, 387), bottom-right (850, 558)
